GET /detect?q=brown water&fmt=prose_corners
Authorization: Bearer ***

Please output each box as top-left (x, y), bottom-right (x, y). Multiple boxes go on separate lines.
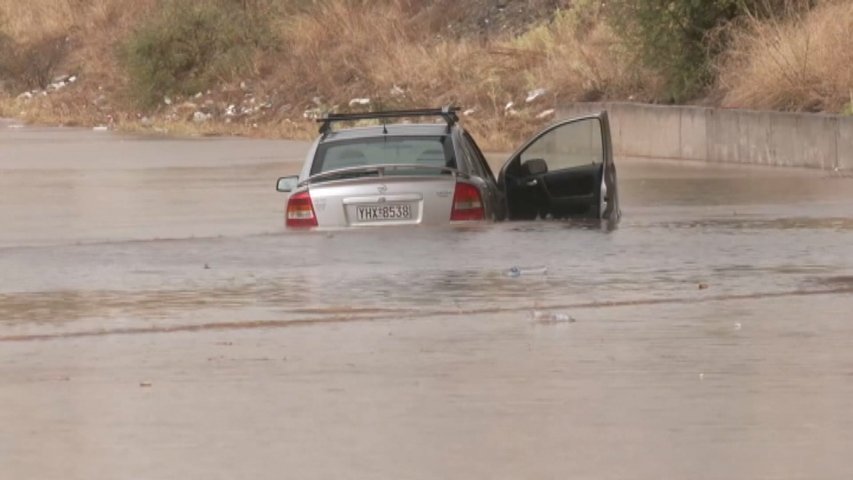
top-left (2, 120), bottom-right (853, 479)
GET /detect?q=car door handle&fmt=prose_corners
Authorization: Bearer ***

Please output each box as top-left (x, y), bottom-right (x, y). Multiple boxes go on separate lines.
top-left (525, 179), bottom-right (538, 187)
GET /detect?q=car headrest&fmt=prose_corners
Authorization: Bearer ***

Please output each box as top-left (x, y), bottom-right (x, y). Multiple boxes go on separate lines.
top-left (416, 149), bottom-right (446, 165)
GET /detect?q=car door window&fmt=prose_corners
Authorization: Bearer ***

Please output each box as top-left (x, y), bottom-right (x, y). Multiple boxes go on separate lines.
top-left (520, 118), bottom-right (603, 171)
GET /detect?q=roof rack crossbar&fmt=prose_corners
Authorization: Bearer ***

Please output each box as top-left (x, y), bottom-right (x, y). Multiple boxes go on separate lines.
top-left (318, 106), bottom-right (460, 136)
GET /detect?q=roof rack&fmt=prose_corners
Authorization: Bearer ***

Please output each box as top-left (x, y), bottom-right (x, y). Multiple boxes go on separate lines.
top-left (317, 106), bottom-right (460, 136)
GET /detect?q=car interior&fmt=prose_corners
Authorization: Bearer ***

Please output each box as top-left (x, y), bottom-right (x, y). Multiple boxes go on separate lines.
top-left (503, 158), bottom-right (603, 219)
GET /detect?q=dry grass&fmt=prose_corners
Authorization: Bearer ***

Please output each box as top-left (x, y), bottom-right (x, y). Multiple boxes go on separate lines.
top-left (0, 0), bottom-right (155, 111)
top-left (0, 0), bottom-right (649, 148)
top-left (717, 0), bottom-right (853, 112)
top-left (270, 0), bottom-right (645, 149)
top-left (5, 0), bottom-right (849, 150)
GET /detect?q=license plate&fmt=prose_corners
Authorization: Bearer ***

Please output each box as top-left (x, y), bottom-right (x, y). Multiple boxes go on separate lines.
top-left (356, 204), bottom-right (413, 221)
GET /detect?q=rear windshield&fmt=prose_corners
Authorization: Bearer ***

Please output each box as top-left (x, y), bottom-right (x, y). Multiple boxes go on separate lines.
top-left (311, 136), bottom-right (455, 174)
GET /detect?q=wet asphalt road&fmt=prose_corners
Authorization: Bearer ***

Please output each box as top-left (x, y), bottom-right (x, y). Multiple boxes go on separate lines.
top-left (1, 120), bottom-right (852, 479)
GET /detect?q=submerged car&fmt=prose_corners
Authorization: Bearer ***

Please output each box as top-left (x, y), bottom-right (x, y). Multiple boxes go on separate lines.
top-left (276, 107), bottom-right (619, 228)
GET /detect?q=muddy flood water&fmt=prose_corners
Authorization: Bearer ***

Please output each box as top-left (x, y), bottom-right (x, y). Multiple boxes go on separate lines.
top-left (2, 119), bottom-right (853, 479)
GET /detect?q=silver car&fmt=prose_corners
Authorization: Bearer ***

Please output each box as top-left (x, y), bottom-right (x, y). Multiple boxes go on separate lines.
top-left (276, 107), bottom-right (619, 228)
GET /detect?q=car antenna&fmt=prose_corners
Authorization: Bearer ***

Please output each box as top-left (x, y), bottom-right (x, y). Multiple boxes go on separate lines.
top-left (376, 101), bottom-right (388, 134)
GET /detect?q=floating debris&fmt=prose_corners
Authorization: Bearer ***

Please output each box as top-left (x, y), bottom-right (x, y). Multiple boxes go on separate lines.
top-left (349, 98), bottom-right (371, 106)
top-left (531, 311), bottom-right (576, 324)
top-left (506, 266), bottom-right (548, 277)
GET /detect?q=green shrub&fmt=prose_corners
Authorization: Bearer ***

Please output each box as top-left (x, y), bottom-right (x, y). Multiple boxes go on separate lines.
top-left (607, 0), bottom-right (819, 103)
top-left (608, 0), bottom-right (740, 102)
top-left (120, 0), bottom-right (277, 107)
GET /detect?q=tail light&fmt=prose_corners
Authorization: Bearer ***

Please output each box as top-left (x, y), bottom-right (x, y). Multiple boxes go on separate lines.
top-left (450, 182), bottom-right (485, 221)
top-left (286, 191), bottom-right (318, 228)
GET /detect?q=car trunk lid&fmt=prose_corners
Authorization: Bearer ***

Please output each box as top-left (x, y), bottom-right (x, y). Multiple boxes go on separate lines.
top-left (308, 175), bottom-right (458, 227)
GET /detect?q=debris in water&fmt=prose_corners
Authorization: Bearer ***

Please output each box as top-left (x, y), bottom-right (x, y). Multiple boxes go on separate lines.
top-left (531, 311), bottom-right (575, 324)
top-left (349, 98), bottom-right (371, 106)
top-left (204, 263), bottom-right (211, 270)
top-left (698, 283), bottom-right (709, 290)
top-left (505, 266), bottom-right (548, 277)
top-left (734, 322), bottom-right (742, 331)
top-left (699, 373), bottom-right (704, 381)
top-left (139, 381), bottom-right (152, 388)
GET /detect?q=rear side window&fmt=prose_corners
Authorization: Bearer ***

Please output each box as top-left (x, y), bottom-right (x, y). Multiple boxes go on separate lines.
top-left (312, 136), bottom-right (455, 174)
top-left (462, 132), bottom-right (495, 182)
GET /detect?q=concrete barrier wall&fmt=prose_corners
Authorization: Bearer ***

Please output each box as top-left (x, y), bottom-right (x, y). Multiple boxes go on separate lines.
top-left (558, 102), bottom-right (850, 170)
top-left (838, 116), bottom-right (853, 171)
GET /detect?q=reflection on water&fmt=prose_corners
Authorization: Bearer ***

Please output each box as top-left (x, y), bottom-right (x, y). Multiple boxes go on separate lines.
top-left (1, 214), bottom-right (851, 337)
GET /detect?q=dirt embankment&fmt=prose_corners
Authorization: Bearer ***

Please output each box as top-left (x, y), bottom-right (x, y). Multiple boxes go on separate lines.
top-left (0, 0), bottom-right (850, 149)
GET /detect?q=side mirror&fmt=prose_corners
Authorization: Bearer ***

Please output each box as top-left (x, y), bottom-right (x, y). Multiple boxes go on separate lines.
top-left (276, 176), bottom-right (299, 192)
top-left (521, 158), bottom-right (548, 176)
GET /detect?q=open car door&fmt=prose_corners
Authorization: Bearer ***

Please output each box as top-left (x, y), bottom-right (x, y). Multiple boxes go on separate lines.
top-left (499, 112), bottom-right (619, 222)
